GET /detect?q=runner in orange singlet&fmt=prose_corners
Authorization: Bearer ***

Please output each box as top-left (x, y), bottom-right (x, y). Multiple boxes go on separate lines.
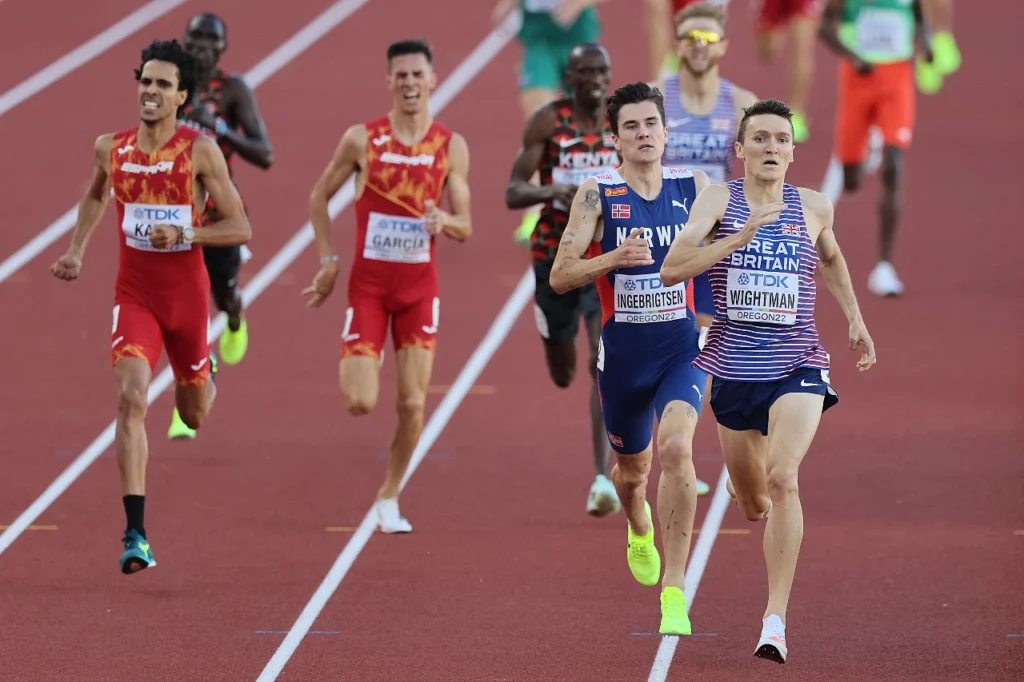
top-left (51, 39), bottom-right (251, 575)
top-left (304, 40), bottom-right (472, 534)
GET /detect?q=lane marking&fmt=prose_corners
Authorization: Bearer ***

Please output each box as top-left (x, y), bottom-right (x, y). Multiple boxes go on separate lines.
top-left (0, 0), bottom-right (380, 557)
top-left (426, 383), bottom-right (496, 394)
top-left (0, 0), bottom-right (372, 284)
top-left (0, 0), bottom-right (191, 118)
top-left (0, 524), bottom-right (57, 531)
top-left (645, 130), bottom-right (883, 681)
top-left (254, 18), bottom-right (524, 680)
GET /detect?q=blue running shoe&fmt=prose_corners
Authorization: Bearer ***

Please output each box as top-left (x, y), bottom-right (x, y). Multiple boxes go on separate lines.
top-left (120, 529), bottom-right (156, 574)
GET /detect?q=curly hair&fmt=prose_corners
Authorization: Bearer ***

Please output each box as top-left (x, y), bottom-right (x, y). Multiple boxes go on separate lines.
top-left (133, 39), bottom-right (199, 104)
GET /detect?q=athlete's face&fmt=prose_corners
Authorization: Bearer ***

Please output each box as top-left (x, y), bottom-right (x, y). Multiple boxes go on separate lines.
top-left (183, 16), bottom-right (226, 71)
top-left (137, 60), bottom-right (189, 124)
top-left (735, 114), bottom-right (795, 181)
top-left (676, 18), bottom-right (727, 77)
top-left (387, 53), bottom-right (436, 114)
top-left (566, 50), bottom-right (611, 108)
top-left (613, 101), bottom-right (667, 164)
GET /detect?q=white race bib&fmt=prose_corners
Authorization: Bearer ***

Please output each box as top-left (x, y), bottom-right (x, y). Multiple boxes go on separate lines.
top-left (551, 165), bottom-right (615, 211)
top-left (855, 8), bottom-right (912, 58)
top-left (613, 272), bottom-right (689, 324)
top-left (121, 203), bottom-right (193, 252)
top-left (524, 0), bottom-right (561, 12)
top-left (725, 268), bottom-right (798, 326)
top-left (363, 211), bottom-right (431, 264)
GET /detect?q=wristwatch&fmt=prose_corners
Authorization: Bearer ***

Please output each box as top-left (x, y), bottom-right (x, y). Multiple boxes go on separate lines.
top-left (181, 226), bottom-right (196, 245)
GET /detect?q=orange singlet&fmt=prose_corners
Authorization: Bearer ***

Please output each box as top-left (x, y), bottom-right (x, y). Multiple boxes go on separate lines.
top-left (340, 115), bottom-right (453, 360)
top-left (109, 124), bottom-right (213, 386)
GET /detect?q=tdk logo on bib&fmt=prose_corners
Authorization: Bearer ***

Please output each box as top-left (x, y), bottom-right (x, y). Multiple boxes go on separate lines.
top-left (613, 273), bottom-right (688, 323)
top-left (133, 206), bottom-right (184, 222)
top-left (364, 211), bottom-right (431, 264)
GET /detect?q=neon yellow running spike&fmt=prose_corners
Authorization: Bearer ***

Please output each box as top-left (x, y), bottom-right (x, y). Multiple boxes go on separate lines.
top-left (513, 211), bottom-right (539, 246)
top-left (627, 501), bottom-right (661, 586)
top-left (915, 56), bottom-right (943, 95)
top-left (219, 317), bottom-right (248, 365)
top-left (167, 408), bottom-right (196, 440)
top-left (791, 111), bottom-right (810, 143)
top-left (659, 586), bottom-right (692, 635)
top-left (932, 31), bottom-right (961, 75)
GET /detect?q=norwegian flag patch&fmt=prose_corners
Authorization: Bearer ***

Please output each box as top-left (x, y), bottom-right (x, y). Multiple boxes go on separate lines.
top-left (608, 432), bottom-right (624, 447)
top-left (611, 203), bottom-right (631, 219)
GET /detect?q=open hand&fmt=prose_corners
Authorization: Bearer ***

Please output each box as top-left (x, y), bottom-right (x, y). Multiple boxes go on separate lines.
top-left (849, 318), bottom-right (876, 371)
top-left (302, 262), bottom-right (340, 308)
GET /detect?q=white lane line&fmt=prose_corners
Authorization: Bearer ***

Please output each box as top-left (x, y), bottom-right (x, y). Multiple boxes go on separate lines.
top-left (0, 0), bottom-right (372, 285)
top-left (0, 0), bottom-right (378, 556)
top-left (253, 14), bottom-right (524, 682)
top-left (0, 0), bottom-right (191, 118)
top-left (645, 125), bottom-right (885, 679)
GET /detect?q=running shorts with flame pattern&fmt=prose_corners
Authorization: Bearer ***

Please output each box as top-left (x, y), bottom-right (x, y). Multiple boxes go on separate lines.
top-left (340, 279), bottom-right (439, 360)
top-left (111, 286), bottom-right (213, 386)
top-left (754, 0), bottom-right (823, 31)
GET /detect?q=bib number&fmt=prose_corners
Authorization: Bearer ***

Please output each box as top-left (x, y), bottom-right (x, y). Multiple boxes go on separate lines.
top-left (363, 211), bottom-right (431, 264)
top-left (855, 8), bottom-right (911, 58)
top-left (613, 273), bottom-right (688, 324)
top-left (725, 268), bottom-right (798, 326)
top-left (121, 203), bottom-right (193, 252)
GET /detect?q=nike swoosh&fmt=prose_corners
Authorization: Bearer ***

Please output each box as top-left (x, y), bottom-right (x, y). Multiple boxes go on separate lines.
top-left (558, 136), bottom-right (584, 148)
top-left (800, 380), bottom-right (818, 387)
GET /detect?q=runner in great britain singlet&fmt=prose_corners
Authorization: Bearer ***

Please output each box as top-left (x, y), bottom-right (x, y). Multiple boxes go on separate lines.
top-left (586, 167), bottom-right (708, 455)
top-left (693, 179), bottom-right (838, 434)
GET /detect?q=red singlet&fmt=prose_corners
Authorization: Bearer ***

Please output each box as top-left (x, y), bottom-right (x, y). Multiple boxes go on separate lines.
top-left (109, 125), bottom-right (213, 385)
top-left (340, 115), bottom-right (453, 360)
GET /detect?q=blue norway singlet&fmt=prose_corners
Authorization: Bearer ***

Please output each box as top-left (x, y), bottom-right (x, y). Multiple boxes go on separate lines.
top-left (693, 179), bottom-right (831, 381)
top-left (661, 75), bottom-right (736, 184)
top-left (587, 167), bottom-right (701, 353)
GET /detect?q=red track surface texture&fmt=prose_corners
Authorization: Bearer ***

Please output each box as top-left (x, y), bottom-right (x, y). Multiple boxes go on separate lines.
top-left (0, 0), bottom-right (1021, 680)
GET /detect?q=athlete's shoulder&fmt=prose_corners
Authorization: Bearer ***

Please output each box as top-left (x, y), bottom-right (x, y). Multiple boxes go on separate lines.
top-left (591, 168), bottom-right (624, 187)
top-left (662, 166), bottom-right (695, 179)
top-left (796, 186), bottom-right (833, 224)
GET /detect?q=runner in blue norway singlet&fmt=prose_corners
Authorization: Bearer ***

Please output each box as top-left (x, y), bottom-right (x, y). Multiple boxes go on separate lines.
top-left (693, 179), bottom-right (840, 436)
top-left (587, 166), bottom-right (709, 456)
top-left (660, 74), bottom-right (738, 322)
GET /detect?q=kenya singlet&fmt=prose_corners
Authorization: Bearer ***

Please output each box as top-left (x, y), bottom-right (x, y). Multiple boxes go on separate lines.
top-left (661, 75), bottom-right (736, 183)
top-left (352, 116), bottom-right (453, 292)
top-left (693, 179), bottom-right (830, 381)
top-left (110, 125), bottom-right (207, 296)
top-left (587, 167), bottom-right (701, 354)
top-left (533, 99), bottom-right (619, 261)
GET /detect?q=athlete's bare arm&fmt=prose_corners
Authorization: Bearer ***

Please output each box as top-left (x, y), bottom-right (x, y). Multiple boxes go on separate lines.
top-left (818, 0), bottom-right (873, 73)
top-left (221, 75), bottom-right (274, 169)
top-left (505, 104), bottom-right (575, 209)
top-left (643, 0), bottom-right (674, 83)
top-left (190, 134), bottom-right (251, 246)
top-left (912, 0), bottom-right (934, 61)
top-left (303, 124), bottom-right (366, 308)
top-left (429, 131), bottom-right (471, 242)
top-left (662, 178), bottom-right (787, 286)
top-left (51, 134), bottom-right (113, 280)
top-left (802, 187), bottom-right (876, 369)
top-left (549, 177), bottom-right (653, 294)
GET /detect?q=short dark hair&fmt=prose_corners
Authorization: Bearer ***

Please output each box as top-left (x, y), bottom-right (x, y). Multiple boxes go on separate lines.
top-left (606, 81), bottom-right (666, 135)
top-left (675, 1), bottom-right (728, 29)
top-left (737, 98), bottom-right (794, 142)
top-left (387, 39), bottom-right (433, 66)
top-left (134, 39), bottom-right (199, 104)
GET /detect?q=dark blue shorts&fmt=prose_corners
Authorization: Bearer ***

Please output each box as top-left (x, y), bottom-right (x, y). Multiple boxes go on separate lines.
top-left (598, 343), bottom-right (708, 455)
top-left (692, 270), bottom-right (713, 317)
top-left (709, 366), bottom-right (839, 436)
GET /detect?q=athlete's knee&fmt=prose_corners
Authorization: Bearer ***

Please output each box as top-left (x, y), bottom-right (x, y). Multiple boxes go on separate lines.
top-left (880, 146), bottom-right (904, 189)
top-left (657, 431), bottom-right (694, 476)
top-left (396, 393), bottom-right (426, 423)
top-left (738, 494), bottom-right (772, 522)
top-left (843, 164), bottom-right (863, 192)
top-left (345, 395), bottom-right (376, 417)
top-left (117, 383), bottom-right (148, 423)
top-left (612, 451), bottom-right (651, 487)
top-left (545, 344), bottom-right (576, 388)
top-left (178, 403), bottom-right (208, 430)
top-left (766, 464), bottom-right (800, 503)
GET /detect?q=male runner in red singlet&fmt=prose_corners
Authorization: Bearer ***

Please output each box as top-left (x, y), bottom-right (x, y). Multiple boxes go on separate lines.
top-left (303, 40), bottom-right (472, 534)
top-left (50, 39), bottom-right (251, 574)
top-left (168, 12), bottom-right (275, 440)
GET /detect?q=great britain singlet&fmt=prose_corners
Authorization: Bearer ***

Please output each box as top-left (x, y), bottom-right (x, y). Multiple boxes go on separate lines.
top-left (533, 98), bottom-right (619, 261)
top-left (587, 167), bottom-right (701, 353)
top-left (661, 75), bottom-right (736, 183)
top-left (693, 179), bottom-right (830, 381)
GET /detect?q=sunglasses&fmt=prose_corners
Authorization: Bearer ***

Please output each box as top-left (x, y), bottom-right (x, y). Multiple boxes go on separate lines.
top-left (678, 29), bottom-right (724, 45)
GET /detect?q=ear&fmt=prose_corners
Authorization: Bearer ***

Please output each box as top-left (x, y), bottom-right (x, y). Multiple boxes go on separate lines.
top-left (734, 140), bottom-right (744, 159)
top-left (176, 88), bottom-right (189, 108)
top-left (428, 70), bottom-right (438, 89)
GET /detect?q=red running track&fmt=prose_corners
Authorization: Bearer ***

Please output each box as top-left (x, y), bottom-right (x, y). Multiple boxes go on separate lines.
top-left (0, 0), bottom-right (1022, 680)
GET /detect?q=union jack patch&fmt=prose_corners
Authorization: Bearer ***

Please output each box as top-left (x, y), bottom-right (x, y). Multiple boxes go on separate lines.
top-left (611, 203), bottom-right (631, 219)
top-left (781, 224), bottom-right (800, 235)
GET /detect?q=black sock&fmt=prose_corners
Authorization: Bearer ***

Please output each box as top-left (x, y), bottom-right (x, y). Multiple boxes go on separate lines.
top-left (123, 495), bottom-right (146, 538)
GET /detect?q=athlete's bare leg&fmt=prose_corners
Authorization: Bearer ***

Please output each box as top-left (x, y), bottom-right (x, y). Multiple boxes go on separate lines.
top-left (787, 15), bottom-right (819, 126)
top-left (878, 145), bottom-right (904, 263)
top-left (174, 376), bottom-right (218, 430)
top-left (584, 313), bottom-right (611, 480)
top-left (115, 358), bottom-right (152, 496)
top-left (339, 354), bottom-right (380, 416)
top-left (656, 399), bottom-right (700, 591)
top-left (760, 392), bottom-right (822, 623)
top-left (378, 346), bottom-right (433, 500)
top-left (718, 425), bottom-right (770, 522)
top-left (612, 447), bottom-right (653, 536)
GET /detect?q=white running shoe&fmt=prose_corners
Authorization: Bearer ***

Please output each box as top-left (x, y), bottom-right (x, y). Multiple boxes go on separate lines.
top-left (754, 614), bottom-right (788, 664)
top-left (867, 261), bottom-right (904, 297)
top-left (586, 474), bottom-right (621, 517)
top-left (375, 498), bottom-right (413, 534)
